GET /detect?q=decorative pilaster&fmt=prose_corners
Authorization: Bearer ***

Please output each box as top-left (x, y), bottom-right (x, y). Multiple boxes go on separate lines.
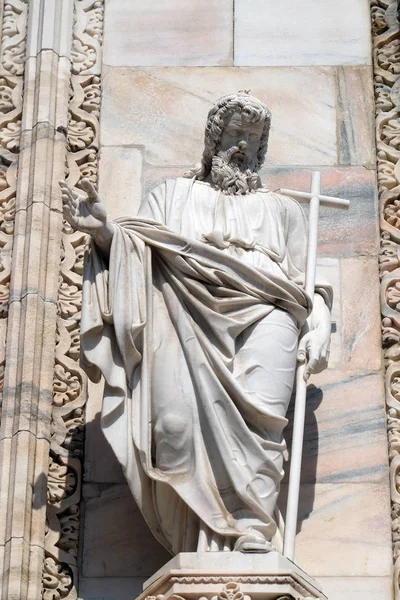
top-left (372, 0), bottom-right (400, 598)
top-left (0, 0), bottom-right (28, 419)
top-left (0, 1), bottom-right (73, 598)
top-left (43, 2), bottom-right (104, 599)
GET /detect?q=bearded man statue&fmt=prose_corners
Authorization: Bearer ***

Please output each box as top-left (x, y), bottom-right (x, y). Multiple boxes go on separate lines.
top-left (60, 92), bottom-right (332, 555)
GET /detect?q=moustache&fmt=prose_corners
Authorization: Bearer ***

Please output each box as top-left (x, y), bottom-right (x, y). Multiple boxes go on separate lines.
top-left (220, 145), bottom-right (250, 164)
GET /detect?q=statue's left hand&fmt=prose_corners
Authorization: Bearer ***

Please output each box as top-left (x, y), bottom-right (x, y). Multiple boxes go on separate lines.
top-left (297, 294), bottom-right (331, 381)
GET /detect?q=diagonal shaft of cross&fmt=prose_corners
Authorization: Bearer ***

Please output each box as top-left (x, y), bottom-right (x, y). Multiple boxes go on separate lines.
top-left (278, 171), bottom-right (350, 562)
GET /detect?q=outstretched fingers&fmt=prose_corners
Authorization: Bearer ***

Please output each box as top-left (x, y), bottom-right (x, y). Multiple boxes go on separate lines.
top-left (59, 180), bottom-right (80, 227)
top-left (81, 177), bottom-right (100, 204)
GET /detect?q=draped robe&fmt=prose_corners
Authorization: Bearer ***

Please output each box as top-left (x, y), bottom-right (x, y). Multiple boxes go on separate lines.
top-left (81, 177), bottom-right (331, 554)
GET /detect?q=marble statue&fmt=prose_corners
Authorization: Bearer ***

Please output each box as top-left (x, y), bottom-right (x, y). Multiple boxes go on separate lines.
top-left (60, 92), bottom-right (332, 556)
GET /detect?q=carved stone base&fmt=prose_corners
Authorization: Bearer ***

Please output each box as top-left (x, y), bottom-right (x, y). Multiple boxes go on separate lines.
top-left (135, 552), bottom-right (327, 600)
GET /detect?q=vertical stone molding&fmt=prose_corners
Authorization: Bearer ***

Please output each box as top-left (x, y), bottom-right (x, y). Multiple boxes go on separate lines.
top-left (43, 2), bottom-right (104, 599)
top-left (0, 1), bottom-right (74, 598)
top-left (373, 0), bottom-right (400, 598)
top-left (0, 0), bottom-right (29, 420)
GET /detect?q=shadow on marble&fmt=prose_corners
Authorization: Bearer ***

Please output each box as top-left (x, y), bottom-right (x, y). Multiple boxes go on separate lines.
top-left (79, 576), bottom-right (146, 600)
top-left (283, 371), bottom-right (387, 485)
top-left (81, 483), bottom-right (171, 578)
top-left (84, 380), bottom-right (125, 484)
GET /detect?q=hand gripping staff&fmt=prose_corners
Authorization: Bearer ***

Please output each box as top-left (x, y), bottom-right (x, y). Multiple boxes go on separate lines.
top-left (278, 172), bottom-right (350, 561)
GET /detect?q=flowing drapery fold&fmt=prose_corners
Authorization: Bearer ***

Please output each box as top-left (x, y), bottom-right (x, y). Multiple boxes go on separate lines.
top-left (81, 217), bottom-right (313, 553)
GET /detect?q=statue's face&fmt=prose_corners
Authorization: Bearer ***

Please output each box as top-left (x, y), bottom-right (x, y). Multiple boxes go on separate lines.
top-left (219, 111), bottom-right (264, 171)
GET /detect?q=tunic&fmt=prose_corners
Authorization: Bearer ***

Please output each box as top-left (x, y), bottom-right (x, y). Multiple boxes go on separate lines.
top-left (80, 177), bottom-right (331, 554)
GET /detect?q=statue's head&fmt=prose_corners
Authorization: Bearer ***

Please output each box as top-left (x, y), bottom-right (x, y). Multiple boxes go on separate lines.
top-left (185, 92), bottom-right (271, 195)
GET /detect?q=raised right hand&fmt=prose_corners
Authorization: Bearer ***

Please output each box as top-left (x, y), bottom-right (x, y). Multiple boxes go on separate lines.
top-left (60, 178), bottom-right (108, 236)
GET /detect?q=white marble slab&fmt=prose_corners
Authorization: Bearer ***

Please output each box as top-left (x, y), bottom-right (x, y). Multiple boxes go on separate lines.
top-left (99, 146), bottom-right (143, 220)
top-left (317, 576), bottom-right (393, 600)
top-left (337, 68), bottom-right (375, 167)
top-left (234, 0), bottom-right (372, 66)
top-left (103, 0), bottom-right (233, 67)
top-left (279, 483), bottom-right (392, 577)
top-left (101, 66), bottom-right (337, 166)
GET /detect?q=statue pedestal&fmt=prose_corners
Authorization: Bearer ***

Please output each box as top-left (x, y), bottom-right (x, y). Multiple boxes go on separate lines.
top-left (135, 552), bottom-right (327, 600)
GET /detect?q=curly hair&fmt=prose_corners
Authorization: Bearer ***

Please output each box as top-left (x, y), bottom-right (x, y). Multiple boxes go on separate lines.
top-left (185, 92), bottom-right (271, 181)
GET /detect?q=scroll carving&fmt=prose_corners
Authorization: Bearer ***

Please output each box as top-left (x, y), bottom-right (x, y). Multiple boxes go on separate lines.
top-left (0, 0), bottom-right (29, 76)
top-left (0, 0), bottom-right (26, 419)
top-left (373, 1), bottom-right (400, 598)
top-left (43, 0), bottom-right (104, 597)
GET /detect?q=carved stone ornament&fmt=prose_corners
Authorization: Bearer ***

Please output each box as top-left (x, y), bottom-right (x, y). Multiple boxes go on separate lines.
top-left (373, 1), bottom-right (400, 598)
top-left (135, 553), bottom-right (325, 600)
top-left (42, 0), bottom-right (104, 598)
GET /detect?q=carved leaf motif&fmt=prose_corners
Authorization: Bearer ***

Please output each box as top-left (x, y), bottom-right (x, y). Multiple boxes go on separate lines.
top-left (0, 283), bottom-right (10, 318)
top-left (380, 232), bottom-right (400, 274)
top-left (71, 38), bottom-right (96, 73)
top-left (0, 78), bottom-right (16, 113)
top-left (0, 197), bottom-right (16, 234)
top-left (59, 505), bottom-right (80, 556)
top-left (384, 198), bottom-right (400, 227)
top-left (0, 120), bottom-right (21, 152)
top-left (62, 408), bottom-right (84, 456)
top-left (377, 38), bottom-right (400, 76)
top-left (47, 457), bottom-right (77, 504)
top-left (371, 4), bottom-right (390, 35)
top-left (387, 280), bottom-right (400, 310)
top-left (375, 83), bottom-right (395, 112)
top-left (1, 1), bottom-right (28, 76)
top-left (81, 76), bottom-right (100, 116)
top-left (67, 116), bottom-right (95, 150)
top-left (42, 557), bottom-right (73, 600)
top-left (377, 152), bottom-right (398, 190)
top-left (72, 0), bottom-right (104, 75)
top-left (53, 364), bottom-right (81, 407)
top-left (58, 280), bottom-right (82, 319)
top-left (382, 316), bottom-right (400, 345)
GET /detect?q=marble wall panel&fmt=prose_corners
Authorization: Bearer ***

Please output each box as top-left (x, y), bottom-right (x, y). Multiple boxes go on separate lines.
top-left (101, 66), bottom-right (337, 167)
top-left (260, 167), bottom-right (378, 258)
top-left (278, 483), bottom-right (392, 577)
top-left (337, 67), bottom-right (375, 168)
top-left (340, 258), bottom-right (382, 370)
top-left (284, 370), bottom-right (387, 484)
top-left (234, 0), bottom-right (372, 67)
top-left (316, 576), bottom-right (393, 600)
top-left (98, 146), bottom-right (143, 220)
top-left (103, 0), bottom-right (233, 67)
top-left (82, 484), bottom-right (170, 578)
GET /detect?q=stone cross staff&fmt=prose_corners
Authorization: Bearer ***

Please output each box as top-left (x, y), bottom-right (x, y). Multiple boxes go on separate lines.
top-left (278, 172), bottom-right (350, 561)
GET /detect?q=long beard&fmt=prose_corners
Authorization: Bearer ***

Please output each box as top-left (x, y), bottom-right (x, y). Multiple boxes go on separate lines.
top-left (211, 147), bottom-right (260, 195)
